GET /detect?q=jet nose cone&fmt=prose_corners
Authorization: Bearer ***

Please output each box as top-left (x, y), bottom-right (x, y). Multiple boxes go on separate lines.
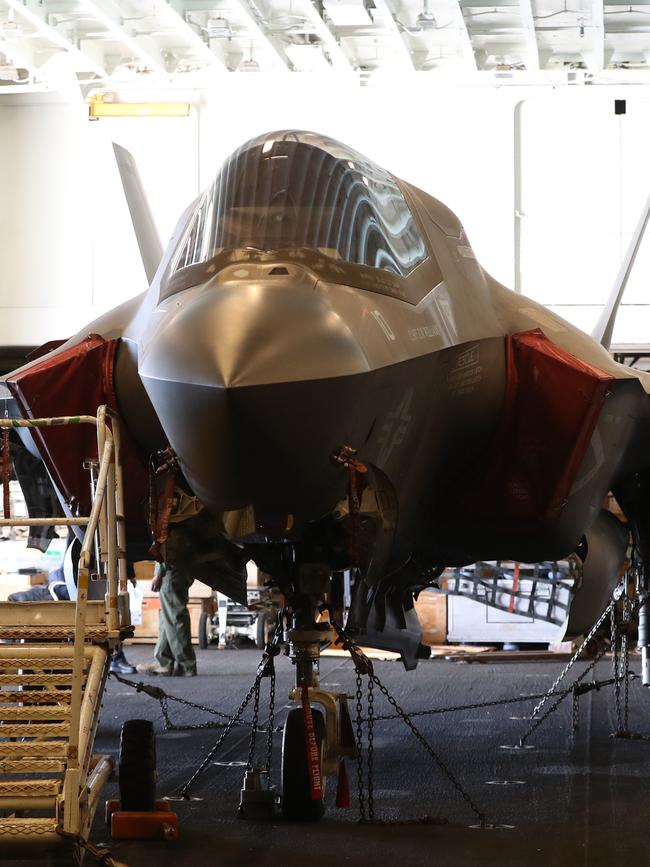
top-left (140, 278), bottom-right (369, 390)
top-left (139, 277), bottom-right (372, 515)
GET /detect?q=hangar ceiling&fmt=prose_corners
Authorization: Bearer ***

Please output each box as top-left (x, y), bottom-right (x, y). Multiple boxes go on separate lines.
top-left (0, 0), bottom-right (649, 88)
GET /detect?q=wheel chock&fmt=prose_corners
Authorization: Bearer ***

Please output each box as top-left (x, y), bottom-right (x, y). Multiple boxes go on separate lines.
top-left (106, 799), bottom-right (179, 840)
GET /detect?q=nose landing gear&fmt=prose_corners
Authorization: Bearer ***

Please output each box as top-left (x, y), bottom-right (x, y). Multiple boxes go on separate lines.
top-left (281, 706), bottom-right (326, 821)
top-left (280, 615), bottom-right (356, 821)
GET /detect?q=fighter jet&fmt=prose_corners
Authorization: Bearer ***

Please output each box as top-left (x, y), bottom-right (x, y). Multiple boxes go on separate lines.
top-left (5, 128), bottom-right (650, 634)
top-left (4, 130), bottom-right (650, 816)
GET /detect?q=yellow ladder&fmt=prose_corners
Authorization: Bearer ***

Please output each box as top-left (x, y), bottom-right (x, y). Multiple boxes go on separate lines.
top-left (0, 406), bottom-right (129, 858)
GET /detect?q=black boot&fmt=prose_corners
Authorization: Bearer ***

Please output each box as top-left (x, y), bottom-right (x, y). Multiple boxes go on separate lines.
top-left (110, 648), bottom-right (136, 675)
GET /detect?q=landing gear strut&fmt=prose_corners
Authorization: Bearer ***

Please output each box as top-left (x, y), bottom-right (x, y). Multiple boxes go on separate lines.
top-left (280, 606), bottom-right (355, 821)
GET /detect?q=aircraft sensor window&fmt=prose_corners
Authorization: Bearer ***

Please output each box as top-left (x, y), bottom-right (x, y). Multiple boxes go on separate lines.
top-left (166, 131), bottom-right (431, 299)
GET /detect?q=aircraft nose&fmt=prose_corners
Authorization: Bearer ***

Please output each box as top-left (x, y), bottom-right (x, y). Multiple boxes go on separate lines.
top-left (139, 279), bottom-right (372, 515)
top-left (140, 279), bottom-right (369, 390)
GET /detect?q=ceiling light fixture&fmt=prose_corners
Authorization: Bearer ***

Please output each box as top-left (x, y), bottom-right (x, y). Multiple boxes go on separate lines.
top-left (238, 58), bottom-right (260, 71)
top-left (417, 0), bottom-right (437, 31)
top-left (206, 17), bottom-right (230, 38)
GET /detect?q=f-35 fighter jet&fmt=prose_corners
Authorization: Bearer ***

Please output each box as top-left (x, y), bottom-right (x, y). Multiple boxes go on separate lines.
top-left (4, 129), bottom-right (650, 688)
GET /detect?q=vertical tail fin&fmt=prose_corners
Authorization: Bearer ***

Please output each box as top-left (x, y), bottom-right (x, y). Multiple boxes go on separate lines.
top-left (112, 143), bottom-right (163, 285)
top-left (592, 191), bottom-right (650, 350)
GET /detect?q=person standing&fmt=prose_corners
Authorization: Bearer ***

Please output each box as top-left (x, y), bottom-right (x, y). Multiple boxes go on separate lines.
top-left (137, 560), bottom-right (197, 677)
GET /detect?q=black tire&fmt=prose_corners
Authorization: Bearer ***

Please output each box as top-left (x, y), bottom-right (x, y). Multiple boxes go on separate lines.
top-left (255, 611), bottom-right (273, 649)
top-left (281, 707), bottom-right (326, 821)
top-left (198, 611), bottom-right (210, 650)
top-left (119, 719), bottom-right (156, 811)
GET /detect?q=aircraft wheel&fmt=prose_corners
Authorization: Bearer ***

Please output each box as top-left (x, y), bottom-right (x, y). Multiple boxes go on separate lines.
top-left (198, 612), bottom-right (211, 650)
top-left (255, 611), bottom-right (274, 649)
top-left (281, 707), bottom-right (325, 821)
top-left (119, 719), bottom-right (156, 811)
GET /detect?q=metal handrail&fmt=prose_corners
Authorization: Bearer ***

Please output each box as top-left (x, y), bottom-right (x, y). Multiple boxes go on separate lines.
top-left (0, 518), bottom-right (91, 526)
top-left (0, 407), bottom-right (126, 833)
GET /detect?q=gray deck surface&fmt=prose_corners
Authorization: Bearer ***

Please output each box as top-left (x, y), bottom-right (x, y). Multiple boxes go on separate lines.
top-left (16, 644), bottom-right (650, 867)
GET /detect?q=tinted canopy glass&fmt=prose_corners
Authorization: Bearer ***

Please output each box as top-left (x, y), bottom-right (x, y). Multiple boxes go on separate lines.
top-left (168, 131), bottom-right (428, 283)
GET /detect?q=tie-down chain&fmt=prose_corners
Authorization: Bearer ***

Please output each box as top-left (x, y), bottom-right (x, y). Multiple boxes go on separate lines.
top-left (332, 619), bottom-right (488, 828)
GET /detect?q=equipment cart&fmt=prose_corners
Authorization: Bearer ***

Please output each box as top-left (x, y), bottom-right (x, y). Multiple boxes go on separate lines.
top-left (0, 407), bottom-right (131, 863)
top-left (198, 585), bottom-right (281, 650)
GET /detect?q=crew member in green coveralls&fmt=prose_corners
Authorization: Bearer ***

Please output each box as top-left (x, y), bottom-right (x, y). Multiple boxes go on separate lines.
top-left (137, 560), bottom-right (197, 677)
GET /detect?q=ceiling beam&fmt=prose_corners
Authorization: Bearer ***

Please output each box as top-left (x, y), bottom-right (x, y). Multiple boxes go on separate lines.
top-left (585, 0), bottom-right (605, 74)
top-left (76, 0), bottom-right (167, 73)
top-left (161, 1), bottom-right (230, 74)
top-left (299, 0), bottom-right (356, 74)
top-left (447, 0), bottom-right (478, 70)
top-left (3, 0), bottom-right (107, 76)
top-left (518, 0), bottom-right (540, 71)
top-left (373, 0), bottom-right (414, 71)
top-left (230, 0), bottom-right (290, 70)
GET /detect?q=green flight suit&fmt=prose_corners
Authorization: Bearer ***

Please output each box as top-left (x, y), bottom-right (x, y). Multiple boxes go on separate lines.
top-left (154, 562), bottom-right (197, 674)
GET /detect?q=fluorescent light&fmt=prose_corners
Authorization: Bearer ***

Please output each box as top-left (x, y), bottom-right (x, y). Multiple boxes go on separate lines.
top-left (88, 96), bottom-right (190, 117)
top-left (323, 0), bottom-right (373, 27)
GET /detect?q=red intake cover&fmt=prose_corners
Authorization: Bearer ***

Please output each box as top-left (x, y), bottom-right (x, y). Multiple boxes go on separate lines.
top-left (454, 328), bottom-right (614, 528)
top-left (7, 334), bottom-right (148, 523)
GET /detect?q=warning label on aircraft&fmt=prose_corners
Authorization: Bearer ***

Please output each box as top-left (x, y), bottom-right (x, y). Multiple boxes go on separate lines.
top-left (301, 686), bottom-right (324, 801)
top-left (447, 345), bottom-right (483, 395)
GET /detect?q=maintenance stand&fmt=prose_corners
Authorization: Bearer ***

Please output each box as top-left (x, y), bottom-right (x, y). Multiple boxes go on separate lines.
top-left (0, 407), bottom-right (168, 864)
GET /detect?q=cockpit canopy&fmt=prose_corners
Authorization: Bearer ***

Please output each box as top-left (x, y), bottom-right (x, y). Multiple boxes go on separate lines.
top-left (163, 131), bottom-right (439, 303)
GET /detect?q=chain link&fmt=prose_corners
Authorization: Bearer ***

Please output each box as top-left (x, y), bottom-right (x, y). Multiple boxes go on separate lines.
top-left (246, 682), bottom-right (261, 771)
top-left (622, 597), bottom-right (631, 732)
top-left (531, 599), bottom-right (614, 720)
top-left (113, 663), bottom-right (616, 732)
top-left (178, 620), bottom-right (286, 797)
top-left (355, 670), bottom-right (367, 823)
top-left (109, 671), bottom-right (257, 731)
top-left (159, 695), bottom-right (172, 731)
top-left (332, 617), bottom-right (486, 826)
top-left (56, 828), bottom-right (127, 867)
top-left (361, 688), bottom-right (580, 723)
top-left (519, 646), bottom-right (608, 746)
top-left (179, 650), bottom-right (276, 799)
top-left (611, 602), bottom-right (623, 733)
top-left (368, 670), bottom-right (487, 826)
top-left (367, 676), bottom-right (375, 822)
top-left (265, 667), bottom-right (276, 775)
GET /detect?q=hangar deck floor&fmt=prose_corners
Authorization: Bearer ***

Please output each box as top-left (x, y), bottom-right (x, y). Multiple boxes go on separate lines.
top-left (11, 645), bottom-right (650, 867)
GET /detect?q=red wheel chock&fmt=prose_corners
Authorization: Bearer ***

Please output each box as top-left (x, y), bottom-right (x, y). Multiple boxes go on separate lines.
top-left (106, 799), bottom-right (179, 840)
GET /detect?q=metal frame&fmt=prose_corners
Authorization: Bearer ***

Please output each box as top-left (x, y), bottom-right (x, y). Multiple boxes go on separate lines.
top-left (0, 405), bottom-right (128, 851)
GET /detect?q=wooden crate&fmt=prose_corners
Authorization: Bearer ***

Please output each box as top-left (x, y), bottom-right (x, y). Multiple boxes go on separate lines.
top-left (414, 591), bottom-right (447, 646)
top-left (133, 560), bottom-right (155, 583)
top-left (26, 570), bottom-right (49, 586)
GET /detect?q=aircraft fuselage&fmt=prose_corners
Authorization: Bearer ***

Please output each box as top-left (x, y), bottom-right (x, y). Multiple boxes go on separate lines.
top-left (6, 130), bottom-right (650, 665)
